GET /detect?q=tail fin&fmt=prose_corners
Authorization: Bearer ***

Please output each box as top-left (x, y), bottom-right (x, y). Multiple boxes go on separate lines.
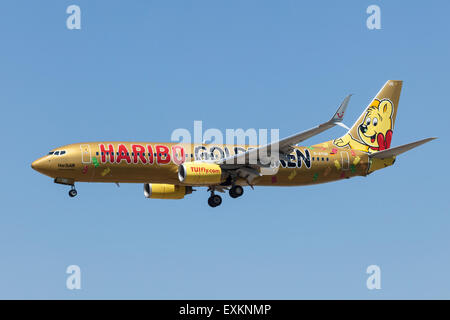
top-left (333, 80), bottom-right (403, 153)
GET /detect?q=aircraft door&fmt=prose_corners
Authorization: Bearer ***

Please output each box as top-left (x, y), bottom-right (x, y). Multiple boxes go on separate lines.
top-left (80, 144), bottom-right (91, 163)
top-left (80, 144), bottom-right (97, 182)
top-left (340, 151), bottom-right (350, 170)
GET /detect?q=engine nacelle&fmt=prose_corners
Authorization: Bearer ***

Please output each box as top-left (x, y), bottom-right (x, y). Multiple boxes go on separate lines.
top-left (143, 183), bottom-right (191, 200)
top-left (178, 162), bottom-right (222, 185)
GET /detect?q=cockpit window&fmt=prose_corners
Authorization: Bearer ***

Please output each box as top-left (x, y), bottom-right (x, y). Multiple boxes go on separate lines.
top-left (49, 150), bottom-right (67, 156)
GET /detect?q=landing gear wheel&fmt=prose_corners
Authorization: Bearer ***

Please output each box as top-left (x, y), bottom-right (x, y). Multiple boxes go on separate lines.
top-left (68, 188), bottom-right (77, 198)
top-left (229, 185), bottom-right (244, 198)
top-left (208, 194), bottom-right (222, 207)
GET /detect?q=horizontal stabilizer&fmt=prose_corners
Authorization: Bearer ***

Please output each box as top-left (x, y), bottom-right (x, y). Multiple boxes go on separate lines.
top-left (369, 137), bottom-right (436, 159)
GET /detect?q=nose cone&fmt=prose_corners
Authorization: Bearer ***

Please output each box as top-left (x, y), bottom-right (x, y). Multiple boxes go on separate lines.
top-left (31, 157), bottom-right (49, 174)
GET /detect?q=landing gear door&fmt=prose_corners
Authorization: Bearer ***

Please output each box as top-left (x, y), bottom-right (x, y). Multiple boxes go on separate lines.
top-left (80, 144), bottom-right (91, 164)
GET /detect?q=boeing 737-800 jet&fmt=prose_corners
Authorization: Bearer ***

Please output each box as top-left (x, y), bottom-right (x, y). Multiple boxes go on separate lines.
top-left (31, 81), bottom-right (435, 207)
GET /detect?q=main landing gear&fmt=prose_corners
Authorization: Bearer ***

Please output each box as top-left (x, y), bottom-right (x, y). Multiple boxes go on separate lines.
top-left (68, 185), bottom-right (78, 198)
top-left (229, 185), bottom-right (244, 199)
top-left (208, 193), bottom-right (222, 208)
top-left (207, 184), bottom-right (244, 207)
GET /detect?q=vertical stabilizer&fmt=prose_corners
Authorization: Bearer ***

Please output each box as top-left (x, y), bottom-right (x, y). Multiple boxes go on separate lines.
top-left (333, 80), bottom-right (402, 153)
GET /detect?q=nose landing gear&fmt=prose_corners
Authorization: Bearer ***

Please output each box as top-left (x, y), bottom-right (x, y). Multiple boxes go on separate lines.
top-left (68, 186), bottom-right (78, 198)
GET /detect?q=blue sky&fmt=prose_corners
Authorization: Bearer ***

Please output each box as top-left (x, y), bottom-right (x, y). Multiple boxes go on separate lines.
top-left (0, 0), bottom-right (449, 299)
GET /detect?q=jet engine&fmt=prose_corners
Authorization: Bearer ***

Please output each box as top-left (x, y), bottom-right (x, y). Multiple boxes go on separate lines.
top-left (143, 183), bottom-right (192, 199)
top-left (178, 162), bottom-right (223, 185)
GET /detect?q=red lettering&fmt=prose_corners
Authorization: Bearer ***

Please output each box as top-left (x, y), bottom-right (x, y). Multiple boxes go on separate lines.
top-left (116, 144), bottom-right (131, 164)
top-left (156, 145), bottom-right (170, 164)
top-left (172, 146), bottom-right (185, 165)
top-left (100, 144), bottom-right (114, 163)
top-left (132, 144), bottom-right (147, 164)
top-left (147, 145), bottom-right (154, 164)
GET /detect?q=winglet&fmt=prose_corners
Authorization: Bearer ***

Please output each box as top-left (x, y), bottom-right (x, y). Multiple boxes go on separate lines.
top-left (370, 137), bottom-right (437, 159)
top-left (330, 94), bottom-right (352, 123)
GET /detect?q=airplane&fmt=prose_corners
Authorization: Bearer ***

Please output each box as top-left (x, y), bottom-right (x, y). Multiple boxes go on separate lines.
top-left (31, 80), bottom-right (436, 207)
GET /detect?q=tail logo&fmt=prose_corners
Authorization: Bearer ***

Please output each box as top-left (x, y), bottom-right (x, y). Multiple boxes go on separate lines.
top-left (333, 98), bottom-right (394, 153)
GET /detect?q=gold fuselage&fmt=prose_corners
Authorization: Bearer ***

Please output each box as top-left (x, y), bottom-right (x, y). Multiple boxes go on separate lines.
top-left (31, 141), bottom-right (373, 187)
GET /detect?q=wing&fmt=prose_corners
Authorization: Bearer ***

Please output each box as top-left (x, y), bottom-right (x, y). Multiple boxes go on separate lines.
top-left (218, 94), bottom-right (352, 168)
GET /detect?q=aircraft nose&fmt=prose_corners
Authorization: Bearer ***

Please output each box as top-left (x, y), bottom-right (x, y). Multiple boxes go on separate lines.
top-left (31, 157), bottom-right (48, 173)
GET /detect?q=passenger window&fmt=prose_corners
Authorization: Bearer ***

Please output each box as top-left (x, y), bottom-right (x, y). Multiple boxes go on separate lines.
top-left (322, 157), bottom-right (324, 161)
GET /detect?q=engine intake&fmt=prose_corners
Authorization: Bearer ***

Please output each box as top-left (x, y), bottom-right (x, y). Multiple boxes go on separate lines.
top-left (178, 162), bottom-right (222, 185)
top-left (143, 183), bottom-right (192, 200)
